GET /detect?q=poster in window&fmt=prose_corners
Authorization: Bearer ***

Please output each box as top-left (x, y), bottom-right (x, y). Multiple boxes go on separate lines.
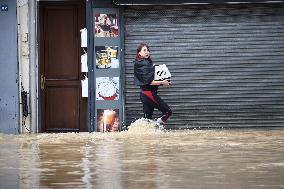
top-left (96, 77), bottom-right (119, 100)
top-left (96, 46), bottom-right (119, 69)
top-left (94, 14), bottom-right (118, 37)
top-left (97, 109), bottom-right (119, 132)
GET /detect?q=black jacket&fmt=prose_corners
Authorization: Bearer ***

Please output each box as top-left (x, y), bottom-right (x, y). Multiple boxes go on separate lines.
top-left (134, 58), bottom-right (155, 86)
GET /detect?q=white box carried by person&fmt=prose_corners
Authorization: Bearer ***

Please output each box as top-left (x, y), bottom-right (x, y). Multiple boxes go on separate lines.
top-left (154, 64), bottom-right (171, 81)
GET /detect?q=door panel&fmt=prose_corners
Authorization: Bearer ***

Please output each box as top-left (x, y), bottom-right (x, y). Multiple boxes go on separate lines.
top-left (46, 87), bottom-right (79, 130)
top-left (40, 1), bottom-right (87, 132)
top-left (45, 7), bottom-right (79, 80)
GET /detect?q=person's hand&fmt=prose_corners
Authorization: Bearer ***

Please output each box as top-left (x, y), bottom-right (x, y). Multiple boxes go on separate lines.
top-left (162, 80), bottom-right (171, 86)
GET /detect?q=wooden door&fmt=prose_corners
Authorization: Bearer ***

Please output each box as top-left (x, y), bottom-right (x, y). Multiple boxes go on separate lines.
top-left (40, 1), bottom-right (87, 132)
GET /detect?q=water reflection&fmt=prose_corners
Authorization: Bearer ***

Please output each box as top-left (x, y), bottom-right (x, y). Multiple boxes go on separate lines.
top-left (1, 121), bottom-right (284, 189)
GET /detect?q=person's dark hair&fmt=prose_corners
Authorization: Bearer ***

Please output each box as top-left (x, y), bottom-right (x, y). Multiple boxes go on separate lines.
top-left (135, 43), bottom-right (152, 62)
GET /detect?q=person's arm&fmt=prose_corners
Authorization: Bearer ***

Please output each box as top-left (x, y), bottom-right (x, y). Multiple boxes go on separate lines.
top-left (150, 80), bottom-right (171, 86)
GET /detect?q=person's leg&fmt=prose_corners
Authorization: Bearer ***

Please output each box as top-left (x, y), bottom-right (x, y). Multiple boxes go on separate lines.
top-left (140, 92), bottom-right (154, 119)
top-left (152, 93), bottom-right (172, 123)
top-left (140, 90), bottom-right (172, 123)
top-left (142, 103), bottom-right (154, 119)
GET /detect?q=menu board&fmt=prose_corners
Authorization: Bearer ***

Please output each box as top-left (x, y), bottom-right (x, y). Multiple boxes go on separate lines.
top-left (93, 8), bottom-right (122, 132)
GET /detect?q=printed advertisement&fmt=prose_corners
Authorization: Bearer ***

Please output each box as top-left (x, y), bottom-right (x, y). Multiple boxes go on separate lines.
top-left (97, 109), bottom-right (120, 132)
top-left (95, 46), bottom-right (119, 69)
top-left (94, 14), bottom-right (118, 37)
top-left (96, 77), bottom-right (119, 100)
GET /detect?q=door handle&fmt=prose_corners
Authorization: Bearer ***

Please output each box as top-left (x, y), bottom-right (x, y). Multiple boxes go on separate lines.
top-left (41, 75), bottom-right (46, 90)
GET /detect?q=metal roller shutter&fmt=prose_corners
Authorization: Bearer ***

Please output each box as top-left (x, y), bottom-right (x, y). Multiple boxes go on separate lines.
top-left (124, 4), bottom-right (284, 128)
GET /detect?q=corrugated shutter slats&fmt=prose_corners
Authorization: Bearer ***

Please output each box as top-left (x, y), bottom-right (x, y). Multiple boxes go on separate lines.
top-left (124, 4), bottom-right (284, 128)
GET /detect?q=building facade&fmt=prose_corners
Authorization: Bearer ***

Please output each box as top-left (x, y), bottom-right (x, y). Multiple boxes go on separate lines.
top-left (0, 0), bottom-right (284, 134)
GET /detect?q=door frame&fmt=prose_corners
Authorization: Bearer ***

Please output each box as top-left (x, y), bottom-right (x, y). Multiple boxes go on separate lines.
top-left (36, 0), bottom-right (89, 132)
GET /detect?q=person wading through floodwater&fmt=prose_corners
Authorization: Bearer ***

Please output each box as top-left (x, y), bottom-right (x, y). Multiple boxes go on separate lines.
top-left (134, 43), bottom-right (172, 125)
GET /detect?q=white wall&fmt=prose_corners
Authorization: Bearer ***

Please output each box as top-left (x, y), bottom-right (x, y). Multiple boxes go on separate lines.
top-left (17, 0), bottom-right (31, 133)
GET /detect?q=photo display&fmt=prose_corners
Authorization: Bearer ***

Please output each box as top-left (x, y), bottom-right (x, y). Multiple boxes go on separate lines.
top-left (97, 109), bottom-right (120, 132)
top-left (94, 9), bottom-right (121, 132)
top-left (95, 46), bottom-right (119, 69)
top-left (96, 77), bottom-right (119, 101)
top-left (94, 14), bottom-right (119, 37)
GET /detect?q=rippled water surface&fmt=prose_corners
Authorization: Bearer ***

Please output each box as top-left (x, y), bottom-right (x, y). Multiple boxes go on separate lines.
top-left (1, 119), bottom-right (284, 189)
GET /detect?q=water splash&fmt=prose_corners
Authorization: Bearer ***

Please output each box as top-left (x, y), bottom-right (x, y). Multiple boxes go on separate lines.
top-left (127, 118), bottom-right (161, 134)
top-left (87, 118), bottom-right (164, 142)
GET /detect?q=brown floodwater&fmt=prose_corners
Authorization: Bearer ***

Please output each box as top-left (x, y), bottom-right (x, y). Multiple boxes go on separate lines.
top-left (1, 119), bottom-right (284, 189)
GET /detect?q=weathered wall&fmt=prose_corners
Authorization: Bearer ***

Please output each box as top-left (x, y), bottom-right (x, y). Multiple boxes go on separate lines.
top-left (17, 0), bottom-right (31, 133)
